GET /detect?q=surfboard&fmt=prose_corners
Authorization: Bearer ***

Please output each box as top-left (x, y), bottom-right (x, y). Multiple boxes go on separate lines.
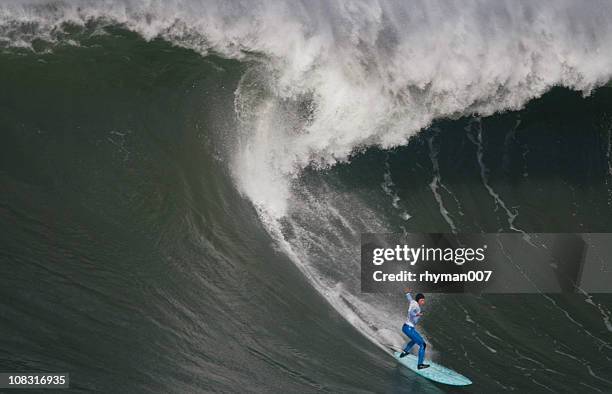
top-left (393, 351), bottom-right (472, 386)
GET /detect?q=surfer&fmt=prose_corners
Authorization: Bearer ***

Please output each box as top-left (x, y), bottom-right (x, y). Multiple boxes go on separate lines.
top-left (400, 288), bottom-right (429, 369)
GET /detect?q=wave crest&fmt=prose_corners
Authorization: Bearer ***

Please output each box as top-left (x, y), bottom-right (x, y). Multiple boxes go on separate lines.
top-left (3, 0), bottom-right (612, 215)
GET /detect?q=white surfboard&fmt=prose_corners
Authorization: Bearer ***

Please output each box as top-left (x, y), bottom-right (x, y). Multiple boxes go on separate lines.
top-left (393, 351), bottom-right (472, 386)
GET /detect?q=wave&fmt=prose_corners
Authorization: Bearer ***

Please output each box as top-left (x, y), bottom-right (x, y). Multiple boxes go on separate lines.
top-left (2, 0), bottom-right (612, 215)
top-left (1, 3), bottom-right (612, 391)
top-left (4, 0), bottom-right (612, 345)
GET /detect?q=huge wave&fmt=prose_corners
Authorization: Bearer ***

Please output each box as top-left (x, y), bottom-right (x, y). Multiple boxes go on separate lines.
top-left (1, 2), bottom-right (612, 391)
top-left (2, 0), bottom-right (612, 213)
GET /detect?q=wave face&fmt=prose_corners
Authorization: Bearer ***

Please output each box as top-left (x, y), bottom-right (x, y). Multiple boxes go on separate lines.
top-left (1, 1), bottom-right (612, 392)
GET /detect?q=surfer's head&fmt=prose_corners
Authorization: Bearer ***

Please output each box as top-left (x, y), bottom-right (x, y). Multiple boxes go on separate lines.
top-left (415, 293), bottom-right (425, 305)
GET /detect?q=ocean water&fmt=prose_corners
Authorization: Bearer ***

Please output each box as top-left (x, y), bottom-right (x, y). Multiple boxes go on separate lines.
top-left (0, 1), bottom-right (611, 392)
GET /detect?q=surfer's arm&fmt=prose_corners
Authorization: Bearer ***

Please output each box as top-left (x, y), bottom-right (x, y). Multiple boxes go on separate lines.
top-left (404, 288), bottom-right (413, 302)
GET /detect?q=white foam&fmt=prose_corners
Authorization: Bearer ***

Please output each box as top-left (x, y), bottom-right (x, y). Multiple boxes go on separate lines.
top-left (381, 158), bottom-right (412, 220)
top-left (428, 132), bottom-right (459, 233)
top-left (467, 119), bottom-right (523, 232)
top-left (253, 180), bottom-right (411, 351)
top-left (3, 1), bottom-right (612, 217)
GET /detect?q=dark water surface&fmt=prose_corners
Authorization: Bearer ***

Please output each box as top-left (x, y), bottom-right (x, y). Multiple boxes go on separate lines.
top-left (0, 14), bottom-right (611, 394)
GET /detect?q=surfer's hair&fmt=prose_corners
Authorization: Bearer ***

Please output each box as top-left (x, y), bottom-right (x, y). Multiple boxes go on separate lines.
top-left (415, 293), bottom-right (425, 302)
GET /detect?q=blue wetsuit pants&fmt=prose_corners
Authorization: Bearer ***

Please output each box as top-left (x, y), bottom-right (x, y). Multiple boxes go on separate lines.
top-left (402, 323), bottom-right (426, 365)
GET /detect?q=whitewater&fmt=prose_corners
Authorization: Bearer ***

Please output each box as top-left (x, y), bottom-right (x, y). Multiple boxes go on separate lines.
top-left (2, 1), bottom-right (612, 216)
top-left (1, 2), bottom-right (612, 391)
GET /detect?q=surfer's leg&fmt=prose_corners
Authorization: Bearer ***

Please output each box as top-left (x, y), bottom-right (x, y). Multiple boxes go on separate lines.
top-left (403, 340), bottom-right (416, 353)
top-left (412, 330), bottom-right (426, 365)
top-left (417, 341), bottom-right (426, 365)
top-left (400, 324), bottom-right (416, 357)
